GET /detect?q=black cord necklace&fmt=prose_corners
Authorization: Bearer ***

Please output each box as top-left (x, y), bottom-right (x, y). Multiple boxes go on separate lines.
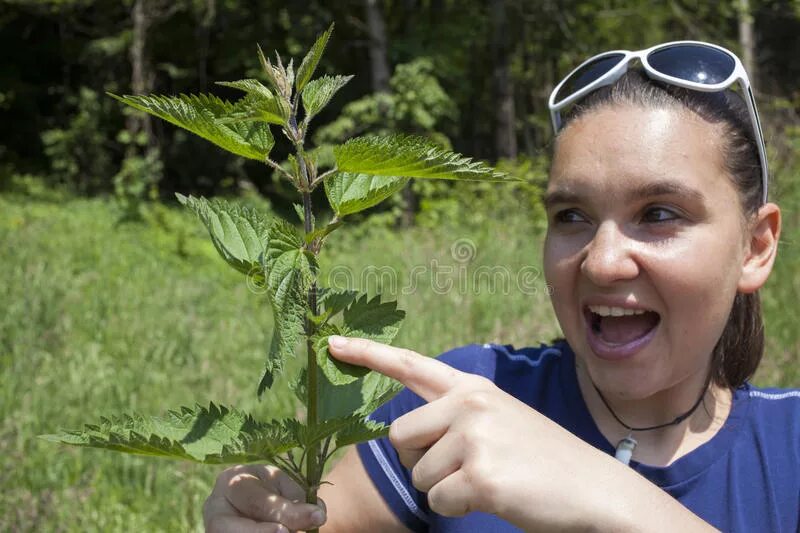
top-left (592, 383), bottom-right (707, 432)
top-left (592, 377), bottom-right (710, 465)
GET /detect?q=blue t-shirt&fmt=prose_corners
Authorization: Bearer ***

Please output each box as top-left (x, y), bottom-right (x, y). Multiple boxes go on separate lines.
top-left (356, 342), bottom-right (800, 532)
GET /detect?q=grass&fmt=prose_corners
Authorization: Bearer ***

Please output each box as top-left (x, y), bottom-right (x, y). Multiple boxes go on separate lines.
top-left (0, 195), bottom-right (282, 531)
top-left (0, 192), bottom-right (557, 531)
top-left (0, 186), bottom-right (796, 532)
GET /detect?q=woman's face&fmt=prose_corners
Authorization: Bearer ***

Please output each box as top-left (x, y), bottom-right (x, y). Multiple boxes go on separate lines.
top-left (543, 105), bottom-right (749, 400)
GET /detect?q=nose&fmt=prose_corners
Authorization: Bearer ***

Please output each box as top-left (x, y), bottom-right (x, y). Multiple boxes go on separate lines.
top-left (580, 221), bottom-right (640, 286)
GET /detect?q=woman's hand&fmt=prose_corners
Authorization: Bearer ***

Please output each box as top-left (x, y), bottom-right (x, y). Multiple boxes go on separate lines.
top-left (203, 464), bottom-right (327, 533)
top-left (327, 336), bottom-right (714, 532)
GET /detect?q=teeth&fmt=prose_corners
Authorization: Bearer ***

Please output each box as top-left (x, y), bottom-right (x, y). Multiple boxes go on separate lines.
top-left (588, 305), bottom-right (648, 317)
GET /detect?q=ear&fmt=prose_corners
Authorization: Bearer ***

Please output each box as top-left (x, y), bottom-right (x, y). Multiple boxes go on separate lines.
top-left (738, 202), bottom-right (781, 294)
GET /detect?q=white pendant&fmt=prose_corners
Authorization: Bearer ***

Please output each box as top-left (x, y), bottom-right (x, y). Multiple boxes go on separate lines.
top-left (614, 436), bottom-right (637, 465)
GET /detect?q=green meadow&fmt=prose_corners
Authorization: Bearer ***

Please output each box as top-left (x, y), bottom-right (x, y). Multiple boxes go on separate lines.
top-left (1, 186), bottom-right (797, 531)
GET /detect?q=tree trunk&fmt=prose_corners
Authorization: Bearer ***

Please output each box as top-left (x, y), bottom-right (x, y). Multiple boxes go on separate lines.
top-left (365, 0), bottom-right (417, 227)
top-left (195, 0), bottom-right (216, 90)
top-left (490, 0), bottom-right (517, 160)
top-left (364, 0), bottom-right (391, 94)
top-left (127, 0), bottom-right (155, 153)
top-left (738, 0), bottom-right (757, 87)
top-left (519, 10), bottom-right (536, 156)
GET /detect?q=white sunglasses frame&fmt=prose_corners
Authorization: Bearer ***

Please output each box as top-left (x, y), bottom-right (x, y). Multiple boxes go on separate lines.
top-left (548, 40), bottom-right (768, 204)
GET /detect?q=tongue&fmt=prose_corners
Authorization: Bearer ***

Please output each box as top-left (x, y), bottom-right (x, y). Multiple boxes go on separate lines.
top-left (599, 313), bottom-right (658, 344)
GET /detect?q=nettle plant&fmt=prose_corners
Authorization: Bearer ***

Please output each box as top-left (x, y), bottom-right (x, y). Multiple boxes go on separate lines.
top-left (44, 25), bottom-right (513, 519)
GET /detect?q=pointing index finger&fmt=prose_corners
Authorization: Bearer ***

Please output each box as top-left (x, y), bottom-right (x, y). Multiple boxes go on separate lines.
top-left (327, 336), bottom-right (462, 402)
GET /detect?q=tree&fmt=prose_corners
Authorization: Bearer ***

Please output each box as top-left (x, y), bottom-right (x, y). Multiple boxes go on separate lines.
top-left (490, 0), bottom-right (517, 159)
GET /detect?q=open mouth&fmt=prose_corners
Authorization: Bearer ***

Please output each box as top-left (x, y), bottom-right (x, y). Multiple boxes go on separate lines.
top-left (584, 305), bottom-right (660, 347)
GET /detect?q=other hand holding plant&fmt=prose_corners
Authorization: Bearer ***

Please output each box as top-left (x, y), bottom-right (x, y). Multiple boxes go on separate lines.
top-left (41, 23), bottom-right (515, 533)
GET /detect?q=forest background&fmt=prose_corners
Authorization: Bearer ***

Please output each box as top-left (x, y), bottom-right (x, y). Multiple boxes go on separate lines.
top-left (2, 1), bottom-right (799, 531)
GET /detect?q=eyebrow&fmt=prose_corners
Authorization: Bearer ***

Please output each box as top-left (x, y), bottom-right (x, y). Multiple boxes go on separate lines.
top-left (543, 180), bottom-right (705, 208)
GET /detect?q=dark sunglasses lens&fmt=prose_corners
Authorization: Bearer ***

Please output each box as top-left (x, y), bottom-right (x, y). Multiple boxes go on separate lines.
top-left (555, 53), bottom-right (625, 104)
top-left (648, 44), bottom-right (735, 85)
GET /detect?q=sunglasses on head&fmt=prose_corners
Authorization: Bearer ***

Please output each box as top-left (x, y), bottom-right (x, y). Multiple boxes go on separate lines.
top-left (548, 40), bottom-right (768, 204)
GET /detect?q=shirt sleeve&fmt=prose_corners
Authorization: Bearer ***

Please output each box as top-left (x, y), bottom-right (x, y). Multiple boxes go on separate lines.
top-left (354, 344), bottom-right (488, 531)
top-left (357, 386), bottom-right (430, 531)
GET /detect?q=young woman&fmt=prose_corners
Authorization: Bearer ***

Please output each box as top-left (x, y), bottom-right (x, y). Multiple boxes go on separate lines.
top-left (203, 42), bottom-right (798, 532)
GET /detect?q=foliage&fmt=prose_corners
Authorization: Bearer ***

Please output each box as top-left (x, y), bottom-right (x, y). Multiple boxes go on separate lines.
top-left (414, 154), bottom-right (549, 231)
top-left (109, 93), bottom-right (276, 161)
top-left (314, 57), bottom-right (458, 144)
top-left (42, 26), bottom-right (515, 525)
top-left (313, 56), bottom-right (462, 224)
top-left (112, 147), bottom-right (162, 220)
top-left (3, 1), bottom-right (800, 200)
top-left (40, 87), bottom-right (115, 194)
top-left (333, 134), bottom-right (507, 181)
top-left (324, 172), bottom-right (409, 217)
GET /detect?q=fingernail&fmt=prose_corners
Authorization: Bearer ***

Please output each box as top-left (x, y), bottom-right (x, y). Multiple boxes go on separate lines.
top-left (329, 335), bottom-right (347, 348)
top-left (310, 508), bottom-right (326, 526)
top-left (276, 526), bottom-right (288, 533)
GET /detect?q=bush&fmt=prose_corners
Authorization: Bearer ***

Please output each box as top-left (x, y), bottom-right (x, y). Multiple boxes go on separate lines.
top-left (41, 87), bottom-right (115, 194)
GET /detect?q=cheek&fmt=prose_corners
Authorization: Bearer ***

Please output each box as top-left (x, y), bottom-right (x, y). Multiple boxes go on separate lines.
top-left (646, 231), bottom-right (744, 334)
top-left (543, 235), bottom-right (570, 300)
top-left (543, 233), bottom-right (582, 323)
top-left (543, 232), bottom-right (584, 284)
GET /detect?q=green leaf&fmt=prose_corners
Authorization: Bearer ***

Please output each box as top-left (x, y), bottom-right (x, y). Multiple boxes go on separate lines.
top-left (109, 93), bottom-right (274, 161)
top-left (258, 219), bottom-right (318, 395)
top-left (286, 155), bottom-right (301, 181)
top-left (334, 134), bottom-right (514, 181)
top-left (272, 53), bottom-right (293, 98)
top-left (318, 366), bottom-right (403, 422)
top-left (285, 58), bottom-right (295, 89)
top-left (324, 172), bottom-right (409, 217)
top-left (312, 294), bottom-right (405, 386)
top-left (257, 44), bottom-right (283, 95)
top-left (334, 417), bottom-right (390, 448)
top-left (302, 75), bottom-right (353, 121)
top-left (295, 415), bottom-right (357, 448)
top-left (296, 415), bottom-right (389, 449)
top-left (217, 78), bottom-right (274, 100)
top-left (343, 294), bottom-right (405, 344)
top-left (293, 203), bottom-right (305, 223)
top-left (314, 293), bottom-right (406, 420)
top-left (356, 370), bottom-right (404, 417)
top-left (296, 23), bottom-right (334, 93)
top-left (303, 219), bottom-right (343, 245)
top-left (292, 201), bottom-right (316, 229)
top-left (307, 308), bottom-right (332, 327)
top-left (290, 367), bottom-right (308, 406)
top-left (174, 199), bottom-right (314, 396)
top-left (211, 418), bottom-right (302, 464)
top-left (40, 404), bottom-right (296, 464)
top-left (215, 79), bottom-right (290, 125)
top-left (312, 324), bottom-right (365, 386)
top-left (177, 194), bottom-right (270, 278)
top-left (317, 287), bottom-right (358, 317)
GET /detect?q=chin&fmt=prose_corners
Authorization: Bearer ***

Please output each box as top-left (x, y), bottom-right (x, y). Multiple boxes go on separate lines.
top-left (577, 346), bottom-right (667, 399)
top-left (593, 372), bottom-right (658, 400)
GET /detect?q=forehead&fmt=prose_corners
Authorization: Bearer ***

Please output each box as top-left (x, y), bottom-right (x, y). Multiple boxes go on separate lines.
top-left (549, 105), bottom-right (728, 197)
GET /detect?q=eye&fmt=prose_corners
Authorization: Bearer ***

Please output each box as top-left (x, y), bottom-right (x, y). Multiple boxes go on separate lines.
top-left (641, 205), bottom-right (681, 223)
top-left (553, 208), bottom-right (589, 224)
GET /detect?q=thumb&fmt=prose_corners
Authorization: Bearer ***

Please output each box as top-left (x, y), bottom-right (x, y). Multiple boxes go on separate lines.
top-left (227, 476), bottom-right (327, 530)
top-left (275, 500), bottom-right (327, 531)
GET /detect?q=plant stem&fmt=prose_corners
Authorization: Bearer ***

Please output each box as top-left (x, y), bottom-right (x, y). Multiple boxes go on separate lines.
top-left (301, 167), bottom-right (321, 533)
top-left (290, 98), bottom-right (322, 529)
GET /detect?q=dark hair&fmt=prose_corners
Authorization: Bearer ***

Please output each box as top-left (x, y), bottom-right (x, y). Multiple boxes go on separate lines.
top-left (555, 69), bottom-right (765, 390)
